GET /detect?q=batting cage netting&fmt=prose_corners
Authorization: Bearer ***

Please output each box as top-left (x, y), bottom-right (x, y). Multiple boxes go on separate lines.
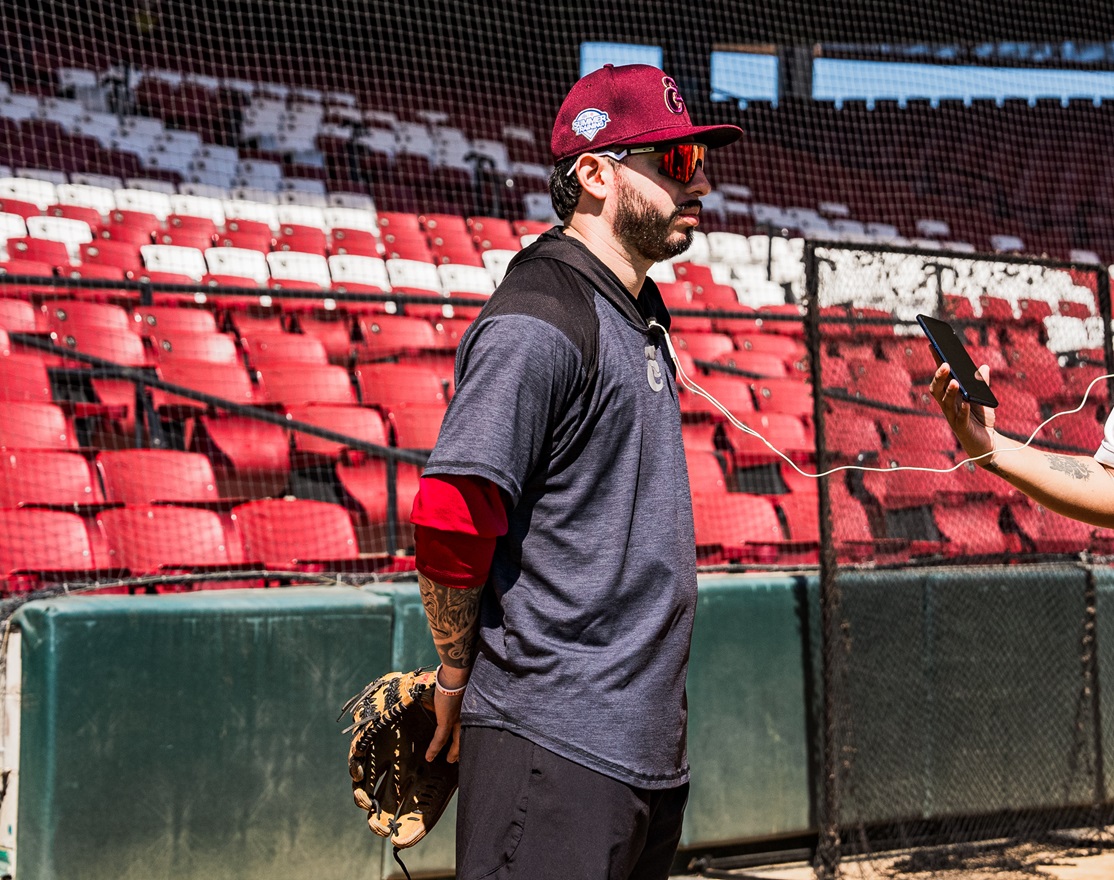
top-left (2, 1), bottom-right (1114, 877)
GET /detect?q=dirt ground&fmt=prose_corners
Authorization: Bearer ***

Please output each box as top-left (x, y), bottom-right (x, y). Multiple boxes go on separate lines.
top-left (674, 834), bottom-right (1114, 880)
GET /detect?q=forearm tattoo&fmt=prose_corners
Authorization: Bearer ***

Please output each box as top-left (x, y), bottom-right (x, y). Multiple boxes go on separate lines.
top-left (1045, 453), bottom-right (1092, 481)
top-left (418, 574), bottom-right (481, 669)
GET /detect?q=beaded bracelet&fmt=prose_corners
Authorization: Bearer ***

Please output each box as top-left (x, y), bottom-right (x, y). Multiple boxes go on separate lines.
top-left (435, 664), bottom-right (468, 697)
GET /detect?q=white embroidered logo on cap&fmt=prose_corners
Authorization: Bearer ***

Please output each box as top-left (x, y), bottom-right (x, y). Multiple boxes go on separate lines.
top-left (571, 108), bottom-right (610, 142)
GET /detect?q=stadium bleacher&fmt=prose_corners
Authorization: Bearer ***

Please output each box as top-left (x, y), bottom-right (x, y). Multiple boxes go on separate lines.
top-left (0, 57), bottom-right (1110, 594)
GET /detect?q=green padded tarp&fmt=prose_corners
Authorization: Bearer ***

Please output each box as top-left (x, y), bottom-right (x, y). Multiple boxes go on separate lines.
top-left (832, 565), bottom-right (1096, 826)
top-left (15, 587), bottom-right (394, 880)
top-left (682, 574), bottom-right (814, 847)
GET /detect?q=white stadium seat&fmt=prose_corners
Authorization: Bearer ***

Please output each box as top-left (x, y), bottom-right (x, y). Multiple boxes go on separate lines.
top-left (0, 176), bottom-right (57, 210)
top-left (205, 246), bottom-right (270, 284)
top-left (54, 183), bottom-right (116, 216)
top-left (266, 251), bottom-right (331, 289)
top-left (141, 244), bottom-right (208, 280)
top-left (114, 188), bottom-right (173, 221)
top-left (386, 258), bottom-right (442, 293)
top-left (438, 263), bottom-right (495, 295)
top-left (327, 254), bottom-right (391, 289)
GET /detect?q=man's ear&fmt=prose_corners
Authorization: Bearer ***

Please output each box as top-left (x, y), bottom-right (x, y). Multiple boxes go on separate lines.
top-left (574, 154), bottom-right (612, 200)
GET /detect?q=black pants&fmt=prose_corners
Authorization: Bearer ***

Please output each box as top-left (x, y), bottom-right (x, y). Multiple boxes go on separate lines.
top-left (456, 726), bottom-right (689, 880)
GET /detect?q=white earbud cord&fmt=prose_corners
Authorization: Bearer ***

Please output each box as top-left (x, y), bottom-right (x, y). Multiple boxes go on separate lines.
top-left (648, 320), bottom-right (1113, 480)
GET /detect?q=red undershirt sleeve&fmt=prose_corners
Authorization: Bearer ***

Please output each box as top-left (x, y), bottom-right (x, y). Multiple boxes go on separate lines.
top-left (410, 474), bottom-right (509, 589)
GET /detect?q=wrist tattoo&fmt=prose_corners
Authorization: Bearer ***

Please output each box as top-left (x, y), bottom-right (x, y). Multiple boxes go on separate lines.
top-left (1045, 453), bottom-right (1091, 481)
top-left (418, 574), bottom-right (480, 669)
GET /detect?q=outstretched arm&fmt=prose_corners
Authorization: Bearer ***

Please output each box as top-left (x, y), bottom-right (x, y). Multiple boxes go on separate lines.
top-left (930, 362), bottom-right (1114, 528)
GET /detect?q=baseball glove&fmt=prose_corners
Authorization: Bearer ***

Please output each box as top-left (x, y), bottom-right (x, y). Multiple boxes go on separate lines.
top-left (340, 668), bottom-right (459, 850)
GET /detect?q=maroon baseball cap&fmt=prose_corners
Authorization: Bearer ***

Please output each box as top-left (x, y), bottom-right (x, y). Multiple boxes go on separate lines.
top-left (551, 63), bottom-right (742, 162)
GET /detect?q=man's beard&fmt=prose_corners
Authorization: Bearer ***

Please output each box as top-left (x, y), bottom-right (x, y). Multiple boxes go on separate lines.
top-left (613, 176), bottom-right (700, 264)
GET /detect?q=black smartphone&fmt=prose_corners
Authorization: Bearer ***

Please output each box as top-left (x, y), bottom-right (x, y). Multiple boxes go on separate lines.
top-left (915, 314), bottom-right (999, 408)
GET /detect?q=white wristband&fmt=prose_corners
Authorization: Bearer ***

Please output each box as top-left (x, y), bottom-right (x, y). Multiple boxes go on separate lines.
top-left (435, 664), bottom-right (468, 697)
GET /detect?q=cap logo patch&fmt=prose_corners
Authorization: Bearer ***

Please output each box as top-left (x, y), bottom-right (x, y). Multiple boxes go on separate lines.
top-left (571, 108), bottom-right (610, 142)
top-left (662, 76), bottom-right (685, 115)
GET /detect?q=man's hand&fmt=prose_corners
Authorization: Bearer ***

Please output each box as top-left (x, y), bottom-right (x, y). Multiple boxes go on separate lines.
top-left (929, 361), bottom-right (997, 466)
top-left (427, 665), bottom-right (469, 762)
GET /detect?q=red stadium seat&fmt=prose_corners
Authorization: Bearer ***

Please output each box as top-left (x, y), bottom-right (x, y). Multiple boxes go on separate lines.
top-left (878, 337), bottom-right (938, 383)
top-left (192, 413), bottom-right (291, 498)
top-left (240, 330), bottom-right (329, 366)
top-left (684, 449), bottom-right (728, 494)
top-left (673, 332), bottom-right (735, 363)
top-left (149, 329), bottom-right (241, 364)
top-left (355, 362), bottom-right (451, 409)
top-left (255, 363), bottom-right (356, 406)
top-left (97, 504), bottom-right (240, 577)
top-left (750, 376), bottom-right (814, 418)
top-left (132, 305), bottom-right (220, 336)
top-left (712, 350), bottom-right (792, 379)
top-left (466, 216), bottom-right (520, 251)
top-left (1010, 498), bottom-right (1099, 555)
top-left (678, 372), bottom-right (755, 420)
top-left (692, 492), bottom-right (790, 565)
top-left (231, 498), bottom-right (365, 570)
top-left (6, 237), bottom-right (72, 270)
top-left (102, 209), bottom-right (160, 245)
top-left (386, 403), bottom-right (446, 449)
top-left (0, 198), bottom-right (42, 220)
top-left (0, 449), bottom-right (106, 507)
top-left (292, 311), bottom-right (355, 364)
top-left (214, 228), bottom-right (272, 253)
top-left (335, 457), bottom-right (423, 553)
top-left (861, 451), bottom-right (956, 510)
top-left (933, 502), bottom-right (1014, 557)
top-left (0, 354), bottom-right (54, 402)
top-left (1000, 340), bottom-right (1066, 404)
top-left (988, 384), bottom-right (1043, 436)
top-left (41, 298), bottom-right (133, 335)
top-left (877, 412), bottom-right (959, 452)
top-left (822, 409), bottom-right (883, 461)
top-left (846, 361), bottom-right (916, 410)
top-left (656, 281), bottom-right (693, 310)
top-left (355, 314), bottom-right (439, 361)
top-left (0, 402), bottom-right (79, 449)
top-left (328, 228), bottom-right (382, 258)
top-left (157, 227), bottom-right (218, 250)
top-left (153, 359), bottom-right (257, 413)
top-left (0, 508), bottom-right (104, 587)
top-left (285, 403), bottom-right (390, 461)
top-left (274, 223), bottom-right (328, 256)
top-left (0, 298), bottom-right (40, 332)
top-left (97, 449), bottom-right (221, 504)
top-left (723, 413), bottom-right (813, 468)
top-left (381, 233), bottom-right (435, 264)
top-left (0, 258), bottom-right (57, 299)
top-left (48, 203), bottom-right (102, 232)
top-left (53, 323), bottom-right (150, 367)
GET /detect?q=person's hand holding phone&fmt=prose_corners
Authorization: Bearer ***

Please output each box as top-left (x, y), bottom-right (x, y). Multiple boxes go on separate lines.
top-left (929, 356), bottom-right (998, 465)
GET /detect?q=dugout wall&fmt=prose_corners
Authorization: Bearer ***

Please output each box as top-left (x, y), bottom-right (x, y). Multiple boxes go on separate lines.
top-left (9, 567), bottom-right (1114, 880)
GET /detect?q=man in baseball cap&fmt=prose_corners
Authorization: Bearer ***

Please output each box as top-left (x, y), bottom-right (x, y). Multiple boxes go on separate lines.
top-left (413, 64), bottom-right (740, 879)
top-left (549, 63), bottom-right (742, 270)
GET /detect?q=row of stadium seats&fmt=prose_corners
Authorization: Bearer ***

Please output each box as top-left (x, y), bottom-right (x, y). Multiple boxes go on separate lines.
top-left (11, 66), bottom-right (1114, 262)
top-left (0, 495), bottom-right (413, 592)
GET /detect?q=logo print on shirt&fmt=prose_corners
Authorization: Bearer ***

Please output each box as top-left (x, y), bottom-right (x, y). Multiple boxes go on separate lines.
top-left (571, 108), bottom-right (611, 142)
top-left (645, 344), bottom-right (664, 392)
top-left (662, 76), bottom-right (685, 115)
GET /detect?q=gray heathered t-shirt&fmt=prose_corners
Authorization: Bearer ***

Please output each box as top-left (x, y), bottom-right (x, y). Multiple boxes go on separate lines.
top-left (421, 229), bottom-right (698, 789)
